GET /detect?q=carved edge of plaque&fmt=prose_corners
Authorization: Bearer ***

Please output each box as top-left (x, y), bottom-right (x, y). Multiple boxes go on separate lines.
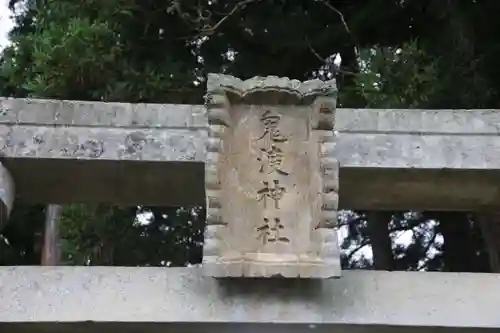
top-left (205, 73), bottom-right (337, 107)
top-left (203, 81), bottom-right (229, 274)
top-left (315, 98), bottom-right (341, 277)
top-left (0, 162), bottom-right (15, 229)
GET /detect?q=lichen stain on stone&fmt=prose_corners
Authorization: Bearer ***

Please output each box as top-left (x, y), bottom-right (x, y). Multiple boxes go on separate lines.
top-left (24, 149), bottom-right (37, 157)
top-left (60, 139), bottom-right (104, 158)
top-left (32, 134), bottom-right (44, 145)
top-left (124, 131), bottom-right (147, 155)
top-left (75, 139), bottom-right (104, 158)
top-left (180, 138), bottom-right (197, 160)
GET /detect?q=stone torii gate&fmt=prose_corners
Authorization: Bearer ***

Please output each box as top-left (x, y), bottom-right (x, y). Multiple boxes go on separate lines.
top-left (1, 74), bottom-right (500, 331)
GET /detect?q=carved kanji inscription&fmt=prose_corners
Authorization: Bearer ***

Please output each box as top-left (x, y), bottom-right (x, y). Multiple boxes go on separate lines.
top-left (257, 144), bottom-right (288, 175)
top-left (257, 217), bottom-right (290, 245)
top-left (258, 110), bottom-right (288, 143)
top-left (256, 180), bottom-right (285, 209)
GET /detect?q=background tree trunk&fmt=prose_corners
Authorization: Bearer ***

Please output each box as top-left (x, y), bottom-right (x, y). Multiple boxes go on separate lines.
top-left (41, 204), bottom-right (62, 265)
top-left (475, 212), bottom-right (500, 272)
top-left (366, 211), bottom-right (394, 270)
top-left (430, 212), bottom-right (488, 273)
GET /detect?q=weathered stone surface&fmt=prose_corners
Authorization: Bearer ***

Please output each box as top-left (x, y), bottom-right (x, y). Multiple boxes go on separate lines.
top-left (0, 97), bottom-right (206, 128)
top-left (0, 266), bottom-right (499, 333)
top-left (0, 162), bottom-right (14, 228)
top-left (337, 108), bottom-right (500, 134)
top-left (0, 126), bottom-right (205, 161)
top-left (203, 74), bottom-right (339, 278)
top-left (2, 98), bottom-right (500, 209)
top-left (0, 97), bottom-right (207, 207)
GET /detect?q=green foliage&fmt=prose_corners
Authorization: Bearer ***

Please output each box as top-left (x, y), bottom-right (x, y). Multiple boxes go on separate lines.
top-left (0, 204), bottom-right (45, 265)
top-left (58, 205), bottom-right (204, 266)
top-left (352, 41), bottom-right (439, 108)
top-left (23, 18), bottom-right (122, 99)
top-left (2, 0), bottom-right (202, 102)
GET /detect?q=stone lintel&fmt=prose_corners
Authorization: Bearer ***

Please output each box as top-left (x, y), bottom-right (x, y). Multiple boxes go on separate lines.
top-left (2, 98), bottom-right (500, 210)
top-left (0, 267), bottom-right (499, 333)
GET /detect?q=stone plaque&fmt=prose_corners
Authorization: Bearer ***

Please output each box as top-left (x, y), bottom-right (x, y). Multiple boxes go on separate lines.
top-left (203, 74), bottom-right (340, 278)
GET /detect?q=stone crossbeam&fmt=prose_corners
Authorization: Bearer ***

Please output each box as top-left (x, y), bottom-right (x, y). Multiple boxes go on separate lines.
top-left (0, 266), bottom-right (499, 333)
top-left (2, 97), bottom-right (500, 210)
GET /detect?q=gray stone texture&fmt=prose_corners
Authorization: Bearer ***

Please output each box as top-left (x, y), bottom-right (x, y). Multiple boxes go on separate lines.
top-left (0, 266), bottom-right (499, 333)
top-left (1, 97), bottom-right (500, 209)
top-left (0, 162), bottom-right (14, 228)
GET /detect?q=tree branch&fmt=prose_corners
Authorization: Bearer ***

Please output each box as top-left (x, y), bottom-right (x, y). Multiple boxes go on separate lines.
top-left (345, 239), bottom-right (370, 263)
top-left (415, 230), bottom-right (438, 271)
top-left (319, 0), bottom-right (352, 36)
top-left (200, 0), bottom-right (260, 35)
